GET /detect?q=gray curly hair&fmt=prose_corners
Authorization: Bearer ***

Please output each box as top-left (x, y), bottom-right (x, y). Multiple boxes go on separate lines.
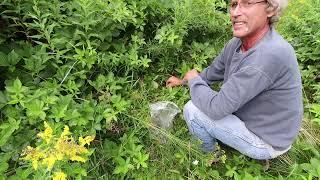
top-left (266, 0), bottom-right (289, 25)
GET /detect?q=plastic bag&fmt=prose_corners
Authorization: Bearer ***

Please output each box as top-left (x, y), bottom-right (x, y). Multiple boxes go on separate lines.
top-left (149, 101), bottom-right (181, 129)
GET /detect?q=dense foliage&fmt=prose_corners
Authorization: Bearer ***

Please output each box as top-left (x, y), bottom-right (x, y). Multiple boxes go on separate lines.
top-left (277, 0), bottom-right (320, 127)
top-left (0, 0), bottom-right (319, 179)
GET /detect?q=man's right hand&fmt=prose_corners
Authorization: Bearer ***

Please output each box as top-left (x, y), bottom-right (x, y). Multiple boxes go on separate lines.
top-left (166, 76), bottom-right (184, 87)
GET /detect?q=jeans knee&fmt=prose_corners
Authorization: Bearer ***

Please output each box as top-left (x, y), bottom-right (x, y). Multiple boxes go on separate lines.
top-left (183, 100), bottom-right (198, 112)
top-left (243, 148), bottom-right (272, 160)
top-left (183, 100), bottom-right (197, 120)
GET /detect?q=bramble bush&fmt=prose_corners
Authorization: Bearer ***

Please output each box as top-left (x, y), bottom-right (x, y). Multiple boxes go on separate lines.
top-left (0, 0), bottom-right (320, 179)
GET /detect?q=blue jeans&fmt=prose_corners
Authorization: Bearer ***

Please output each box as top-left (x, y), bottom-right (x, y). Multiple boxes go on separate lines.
top-left (183, 101), bottom-right (288, 160)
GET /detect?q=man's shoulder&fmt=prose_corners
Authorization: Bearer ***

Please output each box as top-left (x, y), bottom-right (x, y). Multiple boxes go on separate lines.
top-left (224, 37), bottom-right (241, 52)
top-left (250, 29), bottom-right (296, 71)
top-left (261, 28), bottom-right (295, 57)
top-left (246, 29), bottom-right (298, 80)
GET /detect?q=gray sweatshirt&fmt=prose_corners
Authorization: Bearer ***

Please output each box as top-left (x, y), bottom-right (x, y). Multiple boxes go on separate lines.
top-left (188, 28), bottom-right (303, 151)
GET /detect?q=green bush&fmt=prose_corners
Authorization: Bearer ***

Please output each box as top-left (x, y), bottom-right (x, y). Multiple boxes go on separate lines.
top-left (0, 0), bottom-right (319, 178)
top-left (0, 0), bottom-right (230, 178)
top-left (277, 0), bottom-right (320, 103)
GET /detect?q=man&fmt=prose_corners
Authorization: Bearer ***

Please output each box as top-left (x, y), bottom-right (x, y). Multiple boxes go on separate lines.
top-left (166, 0), bottom-right (303, 159)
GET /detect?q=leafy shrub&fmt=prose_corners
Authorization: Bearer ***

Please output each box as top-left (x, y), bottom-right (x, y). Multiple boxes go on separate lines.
top-left (0, 0), bottom-right (230, 178)
top-left (277, 0), bottom-right (320, 103)
top-left (1, 0), bottom-right (318, 178)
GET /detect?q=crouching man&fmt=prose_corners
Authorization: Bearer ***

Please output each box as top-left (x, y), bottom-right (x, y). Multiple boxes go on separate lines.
top-left (166, 0), bottom-right (303, 159)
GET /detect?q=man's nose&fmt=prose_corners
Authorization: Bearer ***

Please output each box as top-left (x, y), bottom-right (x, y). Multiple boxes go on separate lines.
top-left (231, 4), bottom-right (243, 16)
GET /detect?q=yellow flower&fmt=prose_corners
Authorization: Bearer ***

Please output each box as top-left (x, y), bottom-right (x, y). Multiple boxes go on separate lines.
top-left (70, 155), bottom-right (86, 162)
top-left (54, 138), bottom-right (89, 162)
top-left (42, 154), bottom-right (57, 170)
top-left (79, 135), bottom-right (95, 146)
top-left (21, 146), bottom-right (45, 170)
top-left (55, 138), bottom-right (76, 155)
top-left (21, 122), bottom-right (93, 172)
top-left (37, 122), bottom-right (53, 144)
top-left (32, 159), bottom-right (39, 170)
top-left (54, 152), bottom-right (64, 161)
top-left (76, 145), bottom-right (89, 154)
top-left (53, 171), bottom-right (67, 180)
top-left (60, 125), bottom-right (71, 140)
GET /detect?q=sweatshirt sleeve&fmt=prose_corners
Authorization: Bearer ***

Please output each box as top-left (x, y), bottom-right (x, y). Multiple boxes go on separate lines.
top-left (199, 51), bottom-right (225, 85)
top-left (188, 66), bottom-right (273, 120)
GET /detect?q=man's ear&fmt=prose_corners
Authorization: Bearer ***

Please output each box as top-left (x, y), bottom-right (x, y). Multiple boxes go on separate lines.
top-left (267, 13), bottom-right (274, 18)
top-left (267, 9), bottom-right (276, 18)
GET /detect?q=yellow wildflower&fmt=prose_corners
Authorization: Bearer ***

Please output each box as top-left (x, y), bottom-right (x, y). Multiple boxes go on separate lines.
top-left (70, 155), bottom-right (86, 162)
top-left (55, 138), bottom-right (76, 155)
top-left (32, 159), bottom-right (39, 170)
top-left (21, 146), bottom-right (45, 170)
top-left (37, 122), bottom-right (53, 144)
top-left (54, 138), bottom-right (89, 162)
top-left (21, 122), bottom-right (93, 173)
top-left (21, 146), bottom-right (36, 159)
top-left (54, 152), bottom-right (64, 161)
top-left (42, 154), bottom-right (56, 170)
top-left (53, 171), bottom-right (67, 180)
top-left (79, 135), bottom-right (95, 146)
top-left (76, 145), bottom-right (89, 154)
top-left (60, 125), bottom-right (71, 140)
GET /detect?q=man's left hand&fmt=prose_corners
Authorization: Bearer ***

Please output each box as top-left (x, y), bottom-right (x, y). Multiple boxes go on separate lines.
top-left (183, 69), bottom-right (199, 82)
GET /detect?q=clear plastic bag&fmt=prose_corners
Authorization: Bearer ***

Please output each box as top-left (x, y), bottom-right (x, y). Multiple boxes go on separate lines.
top-left (149, 101), bottom-right (181, 129)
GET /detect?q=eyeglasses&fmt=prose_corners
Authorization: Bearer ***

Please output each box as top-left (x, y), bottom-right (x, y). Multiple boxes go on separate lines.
top-left (229, 0), bottom-right (267, 11)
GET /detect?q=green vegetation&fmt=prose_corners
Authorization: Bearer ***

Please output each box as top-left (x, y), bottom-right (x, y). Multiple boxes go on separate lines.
top-left (0, 0), bottom-right (319, 179)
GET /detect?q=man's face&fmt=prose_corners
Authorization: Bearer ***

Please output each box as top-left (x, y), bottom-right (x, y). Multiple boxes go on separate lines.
top-left (229, 0), bottom-right (273, 38)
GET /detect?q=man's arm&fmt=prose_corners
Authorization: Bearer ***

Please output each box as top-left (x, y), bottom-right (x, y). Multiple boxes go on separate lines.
top-left (166, 52), bottom-right (225, 88)
top-left (199, 51), bottom-right (225, 85)
top-left (188, 66), bottom-right (273, 120)
top-left (166, 42), bottom-right (229, 87)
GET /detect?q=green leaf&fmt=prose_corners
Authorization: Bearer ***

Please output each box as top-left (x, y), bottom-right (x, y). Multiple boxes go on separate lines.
top-left (0, 152), bottom-right (12, 174)
top-left (5, 79), bottom-right (28, 105)
top-left (0, 91), bottom-right (8, 108)
top-left (225, 166), bottom-right (237, 177)
top-left (310, 158), bottom-right (320, 167)
top-left (0, 52), bottom-right (7, 66)
top-left (11, 167), bottom-right (33, 179)
top-left (0, 163), bottom-right (8, 175)
top-left (64, 163), bottom-right (87, 177)
top-left (23, 45), bottom-right (50, 74)
top-left (103, 139), bottom-right (119, 156)
top-left (310, 104), bottom-right (320, 118)
top-left (88, 74), bottom-right (107, 91)
top-left (7, 50), bottom-right (21, 66)
top-left (133, 152), bottom-right (149, 169)
top-left (113, 157), bottom-right (134, 175)
top-left (0, 118), bottom-right (20, 147)
top-left (6, 79), bottom-right (23, 94)
top-left (301, 163), bottom-right (316, 176)
top-left (103, 108), bottom-right (118, 124)
top-left (49, 95), bottom-right (72, 121)
top-left (24, 99), bottom-right (47, 120)
top-left (0, 50), bottom-right (19, 67)
top-left (243, 172), bottom-right (255, 180)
